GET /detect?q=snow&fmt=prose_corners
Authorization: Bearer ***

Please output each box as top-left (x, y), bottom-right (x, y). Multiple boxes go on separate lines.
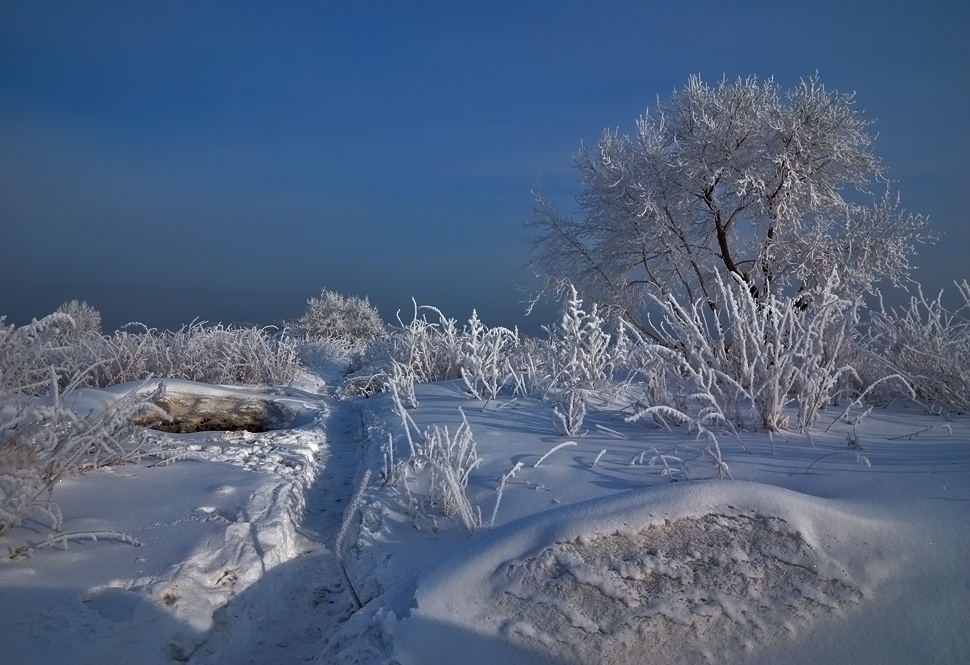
top-left (2, 373), bottom-right (968, 664)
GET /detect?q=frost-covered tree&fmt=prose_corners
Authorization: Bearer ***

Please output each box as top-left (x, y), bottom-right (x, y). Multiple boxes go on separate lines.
top-left (527, 75), bottom-right (930, 335)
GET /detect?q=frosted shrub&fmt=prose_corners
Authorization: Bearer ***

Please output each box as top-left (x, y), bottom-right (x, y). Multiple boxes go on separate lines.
top-left (388, 360), bottom-right (418, 410)
top-left (864, 281), bottom-right (970, 412)
top-left (53, 300), bottom-right (102, 343)
top-left (542, 284), bottom-right (615, 394)
top-left (384, 409), bottom-right (483, 532)
top-left (553, 388), bottom-right (587, 436)
top-left (460, 310), bottom-right (518, 400)
top-left (507, 336), bottom-right (545, 397)
top-left (294, 288), bottom-right (387, 350)
top-left (343, 303), bottom-right (520, 400)
top-left (0, 384), bottom-right (161, 540)
top-left (392, 303), bottom-right (465, 383)
top-left (343, 303), bottom-right (462, 397)
top-left (0, 314), bottom-right (76, 397)
top-left (523, 284), bottom-right (626, 435)
top-left (641, 271), bottom-right (859, 431)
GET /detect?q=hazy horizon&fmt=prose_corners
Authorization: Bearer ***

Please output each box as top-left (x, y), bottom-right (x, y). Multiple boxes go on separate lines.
top-left (3, 1), bottom-right (966, 335)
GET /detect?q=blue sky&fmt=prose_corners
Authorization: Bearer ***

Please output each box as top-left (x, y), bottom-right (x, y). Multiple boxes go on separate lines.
top-left (1, 1), bottom-right (967, 333)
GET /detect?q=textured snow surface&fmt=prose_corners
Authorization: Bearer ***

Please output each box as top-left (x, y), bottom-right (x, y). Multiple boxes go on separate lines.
top-left (2, 375), bottom-right (969, 665)
top-left (403, 482), bottom-right (893, 665)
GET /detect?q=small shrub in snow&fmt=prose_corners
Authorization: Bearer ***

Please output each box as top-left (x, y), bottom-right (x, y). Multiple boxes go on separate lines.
top-left (460, 310), bottom-right (518, 400)
top-left (53, 300), bottom-right (102, 343)
top-left (343, 302), bottom-right (464, 395)
top-left (391, 303), bottom-right (465, 384)
top-left (539, 284), bottom-right (617, 396)
top-left (522, 284), bottom-right (627, 436)
top-left (383, 409), bottom-right (483, 533)
top-left (0, 314), bottom-right (76, 396)
top-left (553, 388), bottom-right (587, 436)
top-left (294, 288), bottom-right (387, 347)
top-left (343, 303), bottom-right (520, 401)
top-left (639, 271), bottom-right (859, 431)
top-left (388, 360), bottom-right (419, 410)
top-left (862, 281), bottom-right (970, 412)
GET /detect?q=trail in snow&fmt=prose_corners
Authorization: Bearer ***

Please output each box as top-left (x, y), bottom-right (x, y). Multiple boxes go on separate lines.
top-left (185, 379), bottom-right (366, 664)
top-left (0, 365), bottom-right (367, 665)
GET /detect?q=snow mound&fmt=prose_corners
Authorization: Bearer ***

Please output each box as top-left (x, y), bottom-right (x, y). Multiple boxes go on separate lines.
top-left (501, 512), bottom-right (862, 664)
top-left (392, 481), bottom-right (895, 665)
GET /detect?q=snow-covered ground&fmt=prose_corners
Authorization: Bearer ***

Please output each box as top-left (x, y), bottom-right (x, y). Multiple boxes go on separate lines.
top-left (2, 371), bottom-right (968, 664)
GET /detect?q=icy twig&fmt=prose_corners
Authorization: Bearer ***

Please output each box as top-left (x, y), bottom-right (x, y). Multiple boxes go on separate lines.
top-left (489, 462), bottom-right (524, 528)
top-left (534, 441), bottom-right (577, 468)
top-left (9, 530), bottom-right (141, 560)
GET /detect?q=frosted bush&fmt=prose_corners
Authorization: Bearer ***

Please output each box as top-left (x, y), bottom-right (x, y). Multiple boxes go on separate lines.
top-left (383, 409), bottom-right (483, 532)
top-left (294, 288), bottom-right (386, 348)
top-left (0, 384), bottom-right (161, 540)
top-left (0, 314), bottom-right (76, 397)
top-left (53, 300), bottom-right (102, 343)
top-left (553, 388), bottom-right (587, 436)
top-left (863, 281), bottom-right (970, 412)
top-left (388, 360), bottom-right (418, 410)
top-left (343, 303), bottom-right (520, 400)
top-left (520, 284), bottom-right (629, 435)
top-left (460, 310), bottom-right (518, 400)
top-left (638, 271), bottom-right (859, 431)
top-left (391, 303), bottom-right (465, 384)
top-left (540, 284), bottom-right (616, 395)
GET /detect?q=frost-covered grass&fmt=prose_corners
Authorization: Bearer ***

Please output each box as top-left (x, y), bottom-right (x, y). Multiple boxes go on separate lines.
top-left (632, 271), bottom-right (861, 432)
top-left (0, 307), bottom-right (306, 548)
top-left (0, 315), bottom-right (164, 540)
top-left (67, 321), bottom-right (303, 388)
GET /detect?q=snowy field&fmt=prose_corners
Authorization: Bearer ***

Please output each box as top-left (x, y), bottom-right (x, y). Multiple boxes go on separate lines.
top-left (2, 367), bottom-right (968, 665)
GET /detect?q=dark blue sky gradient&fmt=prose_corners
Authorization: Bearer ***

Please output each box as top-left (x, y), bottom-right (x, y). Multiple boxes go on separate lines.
top-left (2, 1), bottom-right (967, 333)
